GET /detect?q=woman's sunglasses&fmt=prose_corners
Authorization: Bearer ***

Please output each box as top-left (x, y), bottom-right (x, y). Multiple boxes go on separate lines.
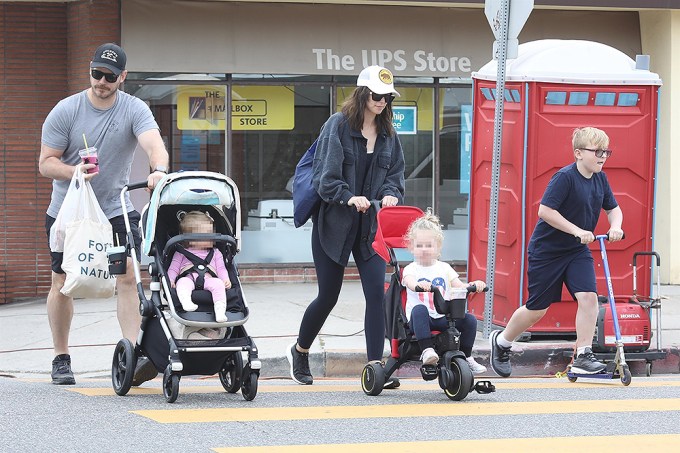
top-left (580, 148), bottom-right (613, 158)
top-left (370, 92), bottom-right (395, 104)
top-left (91, 69), bottom-right (119, 83)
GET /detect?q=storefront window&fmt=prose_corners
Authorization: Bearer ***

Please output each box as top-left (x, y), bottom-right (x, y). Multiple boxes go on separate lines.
top-left (439, 85), bottom-right (473, 262)
top-left (126, 76), bottom-right (472, 264)
top-left (126, 82), bottom-right (227, 175)
top-left (234, 84), bottom-right (330, 263)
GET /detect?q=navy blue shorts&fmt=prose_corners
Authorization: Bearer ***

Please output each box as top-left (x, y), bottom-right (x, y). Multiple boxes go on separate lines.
top-left (525, 247), bottom-right (597, 311)
top-left (45, 211), bottom-right (142, 274)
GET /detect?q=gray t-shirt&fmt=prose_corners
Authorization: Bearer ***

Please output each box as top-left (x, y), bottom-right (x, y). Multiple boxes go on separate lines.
top-left (42, 89), bottom-right (159, 218)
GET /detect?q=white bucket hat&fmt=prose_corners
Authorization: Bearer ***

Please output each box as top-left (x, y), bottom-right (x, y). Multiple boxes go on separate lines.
top-left (357, 65), bottom-right (400, 96)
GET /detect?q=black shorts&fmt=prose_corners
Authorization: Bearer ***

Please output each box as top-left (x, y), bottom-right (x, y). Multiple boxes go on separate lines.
top-left (46, 211), bottom-right (142, 274)
top-left (525, 247), bottom-right (597, 311)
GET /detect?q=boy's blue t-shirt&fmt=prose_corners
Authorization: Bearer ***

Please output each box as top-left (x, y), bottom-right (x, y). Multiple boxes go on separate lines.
top-left (528, 163), bottom-right (618, 257)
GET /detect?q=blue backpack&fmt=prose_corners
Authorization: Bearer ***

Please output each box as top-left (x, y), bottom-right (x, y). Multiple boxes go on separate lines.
top-left (292, 138), bottom-right (321, 228)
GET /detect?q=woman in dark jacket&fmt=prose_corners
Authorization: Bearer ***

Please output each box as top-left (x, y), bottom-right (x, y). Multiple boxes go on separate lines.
top-left (287, 66), bottom-right (405, 384)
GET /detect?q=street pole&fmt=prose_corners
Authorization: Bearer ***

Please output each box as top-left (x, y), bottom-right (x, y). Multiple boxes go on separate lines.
top-left (482, 0), bottom-right (510, 339)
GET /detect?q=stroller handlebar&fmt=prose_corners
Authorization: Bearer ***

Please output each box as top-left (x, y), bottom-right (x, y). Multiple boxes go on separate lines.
top-left (467, 284), bottom-right (489, 293)
top-left (415, 284), bottom-right (488, 294)
top-left (126, 181), bottom-right (150, 191)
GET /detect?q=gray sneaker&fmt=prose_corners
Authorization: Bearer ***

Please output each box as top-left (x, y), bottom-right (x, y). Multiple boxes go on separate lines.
top-left (286, 343), bottom-right (313, 385)
top-left (51, 354), bottom-right (76, 385)
top-left (489, 330), bottom-right (512, 377)
top-left (571, 348), bottom-right (606, 374)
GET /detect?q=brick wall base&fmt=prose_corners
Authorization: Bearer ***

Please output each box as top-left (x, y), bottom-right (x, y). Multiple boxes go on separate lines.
top-left (0, 0), bottom-right (121, 304)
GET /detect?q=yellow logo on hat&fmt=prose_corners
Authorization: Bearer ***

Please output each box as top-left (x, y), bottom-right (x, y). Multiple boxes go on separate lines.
top-left (378, 69), bottom-right (393, 85)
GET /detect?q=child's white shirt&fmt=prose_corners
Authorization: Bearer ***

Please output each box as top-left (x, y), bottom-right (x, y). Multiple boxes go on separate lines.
top-left (402, 260), bottom-right (459, 321)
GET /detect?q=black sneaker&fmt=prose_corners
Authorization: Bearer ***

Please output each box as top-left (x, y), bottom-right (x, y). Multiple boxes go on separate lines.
top-left (286, 343), bottom-right (313, 385)
top-left (51, 354), bottom-right (76, 385)
top-left (489, 330), bottom-right (512, 377)
top-left (131, 357), bottom-right (158, 386)
top-left (571, 348), bottom-right (606, 374)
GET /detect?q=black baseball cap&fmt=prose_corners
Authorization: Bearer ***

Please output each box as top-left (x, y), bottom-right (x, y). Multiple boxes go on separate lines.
top-left (90, 43), bottom-right (127, 76)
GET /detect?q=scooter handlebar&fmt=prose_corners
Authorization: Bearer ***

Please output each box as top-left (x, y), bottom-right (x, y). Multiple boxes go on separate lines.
top-left (575, 232), bottom-right (625, 242)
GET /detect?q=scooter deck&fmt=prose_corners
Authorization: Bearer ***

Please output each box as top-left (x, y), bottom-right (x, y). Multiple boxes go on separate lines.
top-left (567, 371), bottom-right (614, 380)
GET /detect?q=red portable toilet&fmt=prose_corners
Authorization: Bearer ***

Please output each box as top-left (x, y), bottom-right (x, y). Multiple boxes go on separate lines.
top-left (467, 40), bottom-right (661, 335)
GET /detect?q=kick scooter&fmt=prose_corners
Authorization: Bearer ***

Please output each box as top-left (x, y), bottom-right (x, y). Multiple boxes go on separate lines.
top-left (567, 234), bottom-right (632, 386)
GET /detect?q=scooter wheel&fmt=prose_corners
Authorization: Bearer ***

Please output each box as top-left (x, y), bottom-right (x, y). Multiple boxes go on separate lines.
top-left (621, 365), bottom-right (632, 386)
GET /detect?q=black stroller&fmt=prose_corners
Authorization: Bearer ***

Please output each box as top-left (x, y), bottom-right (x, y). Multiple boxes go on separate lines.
top-left (110, 171), bottom-right (260, 403)
top-left (361, 206), bottom-right (495, 401)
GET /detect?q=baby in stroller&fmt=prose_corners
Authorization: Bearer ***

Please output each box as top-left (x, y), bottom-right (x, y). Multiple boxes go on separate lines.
top-left (168, 210), bottom-right (232, 322)
top-left (110, 171), bottom-right (260, 403)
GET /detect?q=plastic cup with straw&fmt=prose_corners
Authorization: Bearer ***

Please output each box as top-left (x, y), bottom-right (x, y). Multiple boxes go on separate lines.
top-left (78, 133), bottom-right (99, 174)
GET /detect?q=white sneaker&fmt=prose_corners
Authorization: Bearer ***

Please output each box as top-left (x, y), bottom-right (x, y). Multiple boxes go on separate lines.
top-left (467, 356), bottom-right (487, 374)
top-left (420, 348), bottom-right (439, 365)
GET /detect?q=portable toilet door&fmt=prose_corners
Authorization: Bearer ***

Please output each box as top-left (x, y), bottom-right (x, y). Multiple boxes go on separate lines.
top-left (467, 39), bottom-right (661, 335)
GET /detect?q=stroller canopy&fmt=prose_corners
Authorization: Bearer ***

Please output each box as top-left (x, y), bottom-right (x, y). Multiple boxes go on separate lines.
top-left (143, 171), bottom-right (241, 256)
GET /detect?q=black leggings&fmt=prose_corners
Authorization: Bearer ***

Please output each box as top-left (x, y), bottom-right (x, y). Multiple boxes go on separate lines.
top-left (297, 222), bottom-right (386, 361)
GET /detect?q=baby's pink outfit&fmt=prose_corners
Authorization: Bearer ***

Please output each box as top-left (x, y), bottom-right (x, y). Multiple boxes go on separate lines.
top-left (167, 247), bottom-right (230, 322)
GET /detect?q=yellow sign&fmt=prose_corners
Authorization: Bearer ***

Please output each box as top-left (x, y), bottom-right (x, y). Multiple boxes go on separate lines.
top-left (177, 85), bottom-right (294, 130)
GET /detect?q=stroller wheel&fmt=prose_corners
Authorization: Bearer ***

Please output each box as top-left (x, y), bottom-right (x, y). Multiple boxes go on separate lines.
top-left (111, 339), bottom-right (136, 396)
top-left (241, 371), bottom-right (259, 401)
top-left (219, 352), bottom-right (243, 393)
top-left (361, 362), bottom-right (385, 396)
top-left (163, 366), bottom-right (180, 403)
top-left (443, 357), bottom-right (473, 401)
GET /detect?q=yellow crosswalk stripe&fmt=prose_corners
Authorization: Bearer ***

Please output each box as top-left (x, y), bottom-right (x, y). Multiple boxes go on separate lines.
top-left (133, 398), bottom-right (680, 423)
top-left (213, 434), bottom-right (680, 453)
top-left (68, 378), bottom-right (680, 396)
top-left (211, 434), bottom-right (680, 452)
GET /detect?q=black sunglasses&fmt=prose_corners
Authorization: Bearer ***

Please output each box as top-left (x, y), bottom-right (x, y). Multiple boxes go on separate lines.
top-left (580, 148), bottom-right (613, 158)
top-left (370, 92), bottom-right (395, 104)
top-left (91, 69), bottom-right (119, 83)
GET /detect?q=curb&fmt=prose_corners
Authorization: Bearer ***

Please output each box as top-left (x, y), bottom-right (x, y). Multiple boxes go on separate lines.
top-left (264, 345), bottom-right (680, 380)
top-left (4, 347), bottom-right (678, 382)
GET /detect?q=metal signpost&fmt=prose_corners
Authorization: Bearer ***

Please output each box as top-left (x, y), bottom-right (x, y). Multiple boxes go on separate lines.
top-left (482, 0), bottom-right (533, 338)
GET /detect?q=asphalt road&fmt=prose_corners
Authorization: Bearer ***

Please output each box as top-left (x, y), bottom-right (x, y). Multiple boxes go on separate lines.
top-left (3, 373), bottom-right (680, 452)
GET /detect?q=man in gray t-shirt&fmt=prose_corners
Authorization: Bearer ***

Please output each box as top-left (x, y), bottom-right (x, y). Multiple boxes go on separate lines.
top-left (39, 43), bottom-right (169, 386)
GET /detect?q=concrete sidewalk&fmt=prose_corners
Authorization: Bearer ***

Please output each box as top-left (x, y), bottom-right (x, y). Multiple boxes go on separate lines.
top-left (1, 281), bottom-right (678, 381)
